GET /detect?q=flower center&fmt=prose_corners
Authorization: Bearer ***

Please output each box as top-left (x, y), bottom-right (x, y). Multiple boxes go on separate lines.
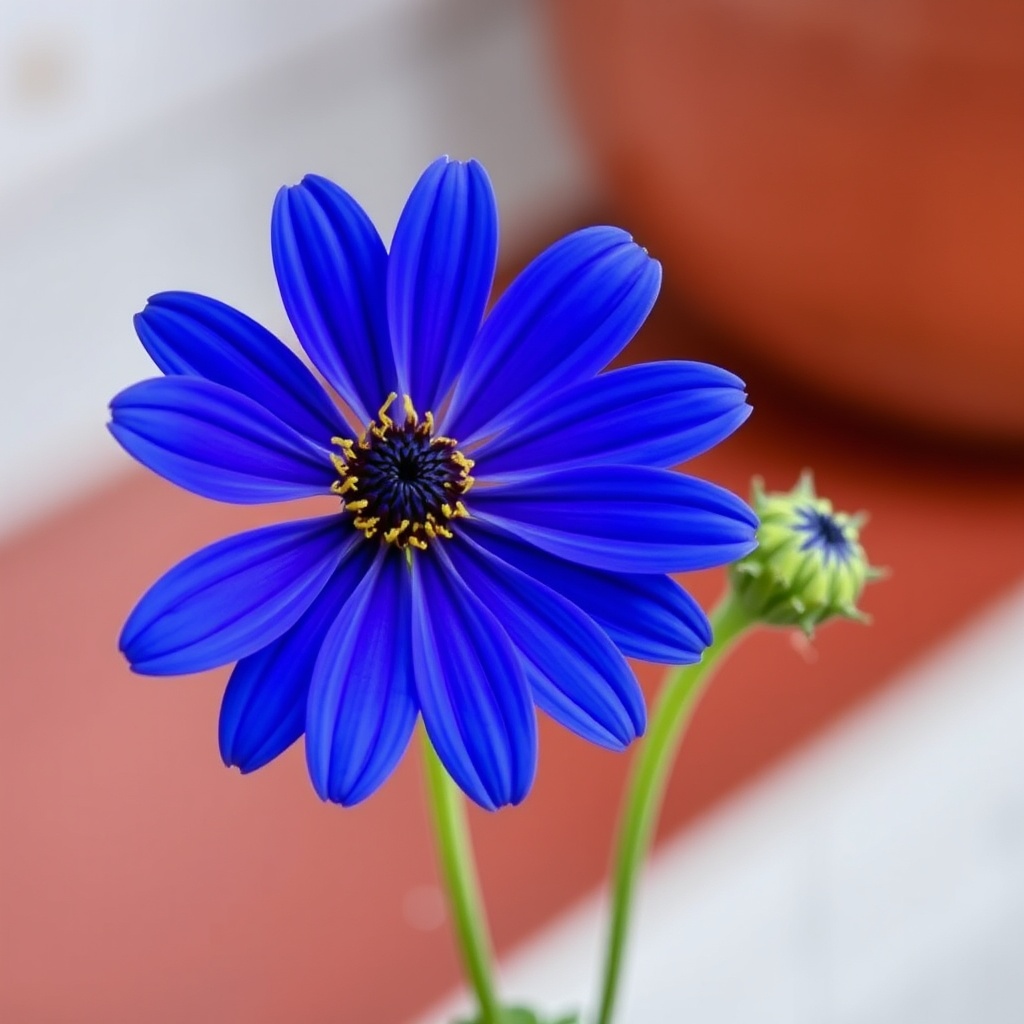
top-left (330, 394), bottom-right (473, 550)
top-left (793, 505), bottom-right (852, 563)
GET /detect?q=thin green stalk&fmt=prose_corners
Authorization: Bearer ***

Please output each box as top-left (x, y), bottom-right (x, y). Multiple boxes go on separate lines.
top-left (421, 729), bottom-right (501, 1024)
top-left (596, 592), bottom-right (754, 1024)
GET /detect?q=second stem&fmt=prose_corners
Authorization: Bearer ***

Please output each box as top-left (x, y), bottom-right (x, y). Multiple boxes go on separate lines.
top-left (596, 592), bottom-right (753, 1024)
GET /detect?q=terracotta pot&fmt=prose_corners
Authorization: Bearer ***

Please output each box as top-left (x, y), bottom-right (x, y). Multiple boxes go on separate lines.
top-left (547, 0), bottom-right (1024, 443)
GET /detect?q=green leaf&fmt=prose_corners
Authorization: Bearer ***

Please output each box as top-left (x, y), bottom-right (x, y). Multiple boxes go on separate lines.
top-left (452, 1006), bottom-right (580, 1024)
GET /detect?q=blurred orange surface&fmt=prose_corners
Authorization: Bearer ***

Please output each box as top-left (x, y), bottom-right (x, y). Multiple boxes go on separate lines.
top-left (549, 0), bottom-right (1024, 442)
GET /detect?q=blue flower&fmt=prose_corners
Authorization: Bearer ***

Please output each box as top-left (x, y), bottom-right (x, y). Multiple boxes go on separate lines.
top-left (110, 157), bottom-right (757, 810)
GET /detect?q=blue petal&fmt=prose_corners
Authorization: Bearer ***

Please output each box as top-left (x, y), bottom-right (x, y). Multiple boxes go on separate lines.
top-left (444, 227), bottom-right (661, 442)
top-left (411, 550), bottom-right (537, 810)
top-left (446, 536), bottom-right (644, 750)
top-left (388, 157), bottom-right (498, 413)
top-left (108, 376), bottom-right (336, 503)
top-left (121, 514), bottom-right (352, 675)
top-left (272, 175), bottom-right (394, 423)
top-left (306, 549), bottom-right (418, 806)
top-left (135, 291), bottom-right (346, 441)
top-left (218, 536), bottom-right (376, 773)
top-left (464, 519), bottom-right (711, 663)
top-left (476, 361), bottom-right (751, 476)
top-left (470, 465), bottom-right (758, 574)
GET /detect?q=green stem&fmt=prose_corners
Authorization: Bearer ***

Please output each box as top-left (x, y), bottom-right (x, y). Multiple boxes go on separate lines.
top-left (596, 591), bottom-right (754, 1024)
top-left (421, 729), bottom-right (502, 1024)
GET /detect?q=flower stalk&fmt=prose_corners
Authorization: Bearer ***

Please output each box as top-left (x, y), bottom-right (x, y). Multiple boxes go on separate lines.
top-left (422, 729), bottom-right (502, 1024)
top-left (595, 592), bottom-right (754, 1024)
top-left (595, 473), bottom-right (879, 1023)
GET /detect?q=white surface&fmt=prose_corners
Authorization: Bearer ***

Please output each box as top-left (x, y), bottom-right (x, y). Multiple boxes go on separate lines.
top-left (0, 0), bottom-right (421, 194)
top-left (420, 582), bottom-right (1024, 1024)
top-left (0, 0), bottom-right (594, 538)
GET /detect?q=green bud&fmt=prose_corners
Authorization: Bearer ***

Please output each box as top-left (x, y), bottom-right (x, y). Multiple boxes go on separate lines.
top-left (729, 471), bottom-right (883, 635)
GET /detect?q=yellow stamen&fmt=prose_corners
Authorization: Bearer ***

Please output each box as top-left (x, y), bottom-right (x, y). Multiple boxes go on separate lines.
top-left (402, 394), bottom-right (418, 426)
top-left (346, 499), bottom-right (369, 512)
top-left (417, 410), bottom-right (435, 436)
top-left (382, 520), bottom-right (411, 544)
top-left (377, 392), bottom-right (398, 430)
top-left (353, 515), bottom-right (380, 538)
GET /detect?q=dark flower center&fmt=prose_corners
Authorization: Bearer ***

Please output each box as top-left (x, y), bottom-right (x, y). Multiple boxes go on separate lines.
top-left (330, 394), bottom-right (473, 550)
top-left (793, 505), bottom-right (852, 563)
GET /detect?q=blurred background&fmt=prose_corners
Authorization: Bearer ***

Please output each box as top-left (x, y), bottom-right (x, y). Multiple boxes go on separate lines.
top-left (1, 1), bottom-right (1022, 1022)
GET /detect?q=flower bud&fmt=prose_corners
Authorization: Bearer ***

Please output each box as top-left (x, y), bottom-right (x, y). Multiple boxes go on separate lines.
top-left (729, 471), bottom-right (882, 634)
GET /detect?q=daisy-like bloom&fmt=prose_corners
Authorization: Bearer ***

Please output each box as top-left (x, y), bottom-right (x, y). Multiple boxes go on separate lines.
top-left (110, 157), bottom-right (757, 810)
